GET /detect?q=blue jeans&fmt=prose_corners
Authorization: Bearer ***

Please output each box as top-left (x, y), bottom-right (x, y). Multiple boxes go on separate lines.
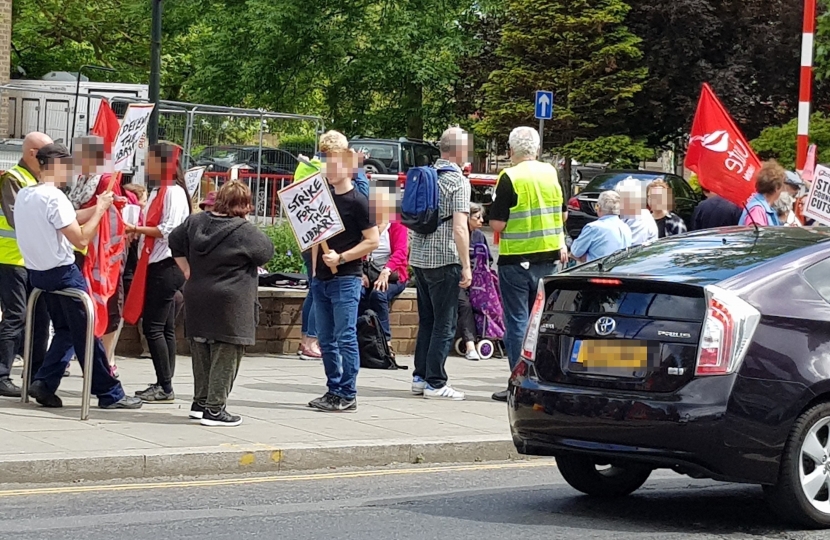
top-left (301, 251), bottom-right (316, 339)
top-left (312, 275), bottom-right (362, 400)
top-left (28, 264), bottom-right (125, 407)
top-left (413, 265), bottom-right (461, 389)
top-left (498, 262), bottom-right (558, 370)
top-left (360, 281), bottom-right (407, 340)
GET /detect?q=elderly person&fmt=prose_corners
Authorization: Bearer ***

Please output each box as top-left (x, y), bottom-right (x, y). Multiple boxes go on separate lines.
top-left (571, 191), bottom-right (633, 263)
top-left (740, 161), bottom-right (786, 226)
top-left (616, 178), bottom-right (658, 245)
top-left (772, 192), bottom-right (802, 227)
top-left (169, 181), bottom-right (274, 426)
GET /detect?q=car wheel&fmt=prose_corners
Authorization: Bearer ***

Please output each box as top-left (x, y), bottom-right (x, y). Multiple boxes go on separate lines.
top-left (364, 159), bottom-right (387, 175)
top-left (556, 454), bottom-right (652, 497)
top-left (764, 402), bottom-right (830, 528)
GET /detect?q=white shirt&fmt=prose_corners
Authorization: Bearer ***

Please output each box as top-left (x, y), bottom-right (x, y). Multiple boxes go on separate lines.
top-left (371, 227), bottom-right (392, 266)
top-left (140, 185), bottom-right (190, 264)
top-left (14, 184), bottom-right (77, 271)
top-left (623, 210), bottom-right (659, 246)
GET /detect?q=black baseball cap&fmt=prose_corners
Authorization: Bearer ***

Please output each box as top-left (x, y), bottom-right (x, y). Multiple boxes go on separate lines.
top-left (36, 143), bottom-right (72, 167)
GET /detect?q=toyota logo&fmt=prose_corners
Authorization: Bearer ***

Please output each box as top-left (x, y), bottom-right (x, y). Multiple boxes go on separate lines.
top-left (595, 317), bottom-right (616, 336)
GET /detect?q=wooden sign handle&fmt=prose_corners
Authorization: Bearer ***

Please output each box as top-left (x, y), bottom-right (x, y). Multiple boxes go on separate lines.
top-left (321, 240), bottom-right (339, 274)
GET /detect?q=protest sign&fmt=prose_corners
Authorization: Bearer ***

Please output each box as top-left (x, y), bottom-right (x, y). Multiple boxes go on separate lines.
top-left (112, 104), bottom-right (155, 172)
top-left (185, 166), bottom-right (206, 197)
top-left (803, 164), bottom-right (830, 226)
top-left (278, 173), bottom-right (344, 256)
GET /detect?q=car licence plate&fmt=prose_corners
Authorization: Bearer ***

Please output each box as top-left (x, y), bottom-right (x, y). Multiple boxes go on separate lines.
top-left (570, 339), bottom-right (649, 376)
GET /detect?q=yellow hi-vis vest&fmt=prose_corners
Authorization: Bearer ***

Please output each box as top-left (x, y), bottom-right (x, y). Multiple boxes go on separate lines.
top-left (0, 165), bottom-right (37, 266)
top-left (498, 160), bottom-right (565, 256)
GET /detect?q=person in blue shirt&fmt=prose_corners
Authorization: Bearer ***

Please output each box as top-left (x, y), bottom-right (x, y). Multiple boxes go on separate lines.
top-left (571, 191), bottom-right (633, 263)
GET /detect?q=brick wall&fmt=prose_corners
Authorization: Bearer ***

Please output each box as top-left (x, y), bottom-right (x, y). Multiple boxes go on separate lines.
top-left (116, 287), bottom-right (421, 357)
top-left (0, 0), bottom-right (11, 136)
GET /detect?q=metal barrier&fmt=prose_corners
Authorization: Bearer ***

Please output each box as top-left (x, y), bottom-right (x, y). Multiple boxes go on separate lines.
top-left (20, 288), bottom-right (95, 421)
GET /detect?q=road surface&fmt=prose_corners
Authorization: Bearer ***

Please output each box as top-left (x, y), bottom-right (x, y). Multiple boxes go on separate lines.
top-left (0, 460), bottom-right (823, 539)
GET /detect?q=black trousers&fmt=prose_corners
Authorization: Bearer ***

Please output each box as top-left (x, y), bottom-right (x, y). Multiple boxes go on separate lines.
top-left (0, 264), bottom-right (49, 380)
top-left (457, 288), bottom-right (476, 344)
top-left (142, 258), bottom-right (185, 389)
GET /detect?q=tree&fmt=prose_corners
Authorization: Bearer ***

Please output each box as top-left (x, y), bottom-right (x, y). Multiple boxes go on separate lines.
top-left (481, 0), bottom-right (647, 148)
top-left (751, 113), bottom-right (830, 168)
top-left (560, 135), bottom-right (653, 169)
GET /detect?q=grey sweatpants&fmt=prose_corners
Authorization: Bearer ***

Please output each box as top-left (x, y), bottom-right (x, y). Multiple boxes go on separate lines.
top-left (191, 340), bottom-right (244, 412)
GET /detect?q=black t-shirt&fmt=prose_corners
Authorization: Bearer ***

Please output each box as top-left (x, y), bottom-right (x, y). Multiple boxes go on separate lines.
top-left (488, 172), bottom-right (562, 266)
top-left (315, 187), bottom-right (375, 281)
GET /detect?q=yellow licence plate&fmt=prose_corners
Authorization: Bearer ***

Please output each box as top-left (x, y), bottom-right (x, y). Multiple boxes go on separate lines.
top-left (571, 340), bottom-right (648, 370)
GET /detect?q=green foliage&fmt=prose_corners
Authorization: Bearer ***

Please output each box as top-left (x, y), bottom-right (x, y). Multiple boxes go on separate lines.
top-left (751, 113), bottom-right (830, 169)
top-left (263, 223), bottom-right (304, 274)
top-left (559, 136), bottom-right (653, 169)
top-left (688, 174), bottom-right (703, 195)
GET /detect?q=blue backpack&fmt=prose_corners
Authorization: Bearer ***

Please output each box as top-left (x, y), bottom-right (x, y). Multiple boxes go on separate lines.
top-left (401, 165), bottom-right (456, 234)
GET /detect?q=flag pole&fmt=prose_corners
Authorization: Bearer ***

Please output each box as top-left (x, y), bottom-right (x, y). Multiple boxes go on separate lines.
top-left (797, 0), bottom-right (817, 171)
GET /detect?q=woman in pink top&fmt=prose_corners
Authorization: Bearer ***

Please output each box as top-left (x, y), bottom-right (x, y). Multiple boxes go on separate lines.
top-left (360, 184), bottom-right (409, 347)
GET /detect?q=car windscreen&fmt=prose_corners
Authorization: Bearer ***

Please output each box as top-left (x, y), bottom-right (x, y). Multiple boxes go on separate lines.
top-left (584, 173), bottom-right (664, 192)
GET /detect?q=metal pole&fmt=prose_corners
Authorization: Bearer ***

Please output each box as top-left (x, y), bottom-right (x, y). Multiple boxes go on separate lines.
top-left (20, 289), bottom-right (41, 402)
top-left (538, 119), bottom-right (545, 159)
top-left (70, 65), bottom-right (116, 150)
top-left (257, 112), bottom-right (264, 222)
top-left (797, 0), bottom-right (817, 170)
top-left (148, 0), bottom-right (163, 145)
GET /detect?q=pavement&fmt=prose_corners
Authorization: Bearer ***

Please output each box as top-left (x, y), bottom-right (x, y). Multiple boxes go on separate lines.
top-left (0, 462), bottom-right (815, 538)
top-left (0, 353), bottom-right (517, 484)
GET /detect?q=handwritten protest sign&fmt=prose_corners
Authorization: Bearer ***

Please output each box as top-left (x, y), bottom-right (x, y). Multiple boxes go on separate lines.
top-left (803, 164), bottom-right (830, 226)
top-left (112, 104), bottom-right (155, 172)
top-left (277, 173), bottom-right (344, 252)
top-left (184, 166), bottom-right (206, 197)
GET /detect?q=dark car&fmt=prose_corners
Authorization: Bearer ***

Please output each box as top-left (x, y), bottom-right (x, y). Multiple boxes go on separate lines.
top-left (348, 137), bottom-right (440, 176)
top-left (566, 171), bottom-right (701, 239)
top-left (509, 227), bottom-right (830, 528)
top-left (194, 146), bottom-right (298, 175)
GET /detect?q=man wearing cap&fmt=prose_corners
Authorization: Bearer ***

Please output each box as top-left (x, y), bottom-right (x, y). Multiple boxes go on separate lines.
top-left (13, 143), bottom-right (142, 410)
top-left (785, 171), bottom-right (807, 226)
top-left (0, 132), bottom-right (53, 397)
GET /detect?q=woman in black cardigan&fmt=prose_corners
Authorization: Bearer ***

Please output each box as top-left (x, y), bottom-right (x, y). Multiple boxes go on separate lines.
top-left (169, 181), bottom-right (274, 427)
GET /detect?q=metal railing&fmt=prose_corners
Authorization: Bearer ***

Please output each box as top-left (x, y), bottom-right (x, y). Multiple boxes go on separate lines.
top-left (20, 288), bottom-right (95, 421)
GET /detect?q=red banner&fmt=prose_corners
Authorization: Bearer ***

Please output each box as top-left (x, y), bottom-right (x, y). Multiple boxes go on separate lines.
top-left (91, 100), bottom-right (120, 155)
top-left (685, 83), bottom-right (762, 207)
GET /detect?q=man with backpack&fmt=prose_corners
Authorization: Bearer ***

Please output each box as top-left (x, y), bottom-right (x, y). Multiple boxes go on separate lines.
top-left (404, 127), bottom-right (472, 401)
top-left (488, 126), bottom-right (567, 402)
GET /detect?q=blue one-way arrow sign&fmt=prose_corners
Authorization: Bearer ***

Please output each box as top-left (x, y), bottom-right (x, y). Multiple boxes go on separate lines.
top-left (535, 90), bottom-right (553, 120)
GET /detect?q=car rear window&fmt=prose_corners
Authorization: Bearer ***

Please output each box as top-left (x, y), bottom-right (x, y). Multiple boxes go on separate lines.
top-left (586, 173), bottom-right (666, 192)
top-left (548, 289), bottom-right (706, 320)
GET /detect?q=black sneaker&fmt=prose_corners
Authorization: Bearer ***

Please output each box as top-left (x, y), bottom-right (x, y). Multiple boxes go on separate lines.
top-left (100, 396), bottom-right (143, 410)
top-left (201, 408), bottom-right (242, 427)
top-left (28, 380), bottom-right (62, 408)
top-left (491, 389), bottom-right (509, 402)
top-left (189, 402), bottom-right (206, 420)
top-left (0, 378), bottom-right (21, 398)
top-left (308, 392), bottom-right (335, 409)
top-left (135, 385), bottom-right (175, 403)
top-left (310, 393), bottom-right (357, 413)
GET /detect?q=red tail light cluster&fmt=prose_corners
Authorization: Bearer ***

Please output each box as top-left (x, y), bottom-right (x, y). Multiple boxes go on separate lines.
top-left (695, 286), bottom-right (760, 376)
top-left (521, 280), bottom-right (546, 362)
top-left (567, 197), bottom-right (581, 212)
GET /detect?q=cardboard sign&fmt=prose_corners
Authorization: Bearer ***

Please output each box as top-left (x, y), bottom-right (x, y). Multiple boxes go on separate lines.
top-left (803, 164), bottom-right (830, 226)
top-left (112, 104), bottom-right (155, 172)
top-left (184, 166), bottom-right (206, 196)
top-left (277, 173), bottom-right (343, 251)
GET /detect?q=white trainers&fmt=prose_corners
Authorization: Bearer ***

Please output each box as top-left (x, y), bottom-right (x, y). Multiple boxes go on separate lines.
top-left (411, 376), bottom-right (426, 395)
top-left (465, 349), bottom-right (481, 361)
top-left (12, 356), bottom-right (23, 368)
top-left (423, 384), bottom-right (465, 401)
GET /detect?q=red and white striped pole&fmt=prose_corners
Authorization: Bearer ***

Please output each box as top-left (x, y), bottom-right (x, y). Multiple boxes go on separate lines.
top-left (797, 0), bottom-right (817, 171)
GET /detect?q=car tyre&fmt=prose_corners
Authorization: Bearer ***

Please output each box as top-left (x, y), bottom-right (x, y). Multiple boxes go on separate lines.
top-left (764, 402), bottom-right (830, 528)
top-left (556, 454), bottom-right (651, 497)
top-left (364, 159), bottom-right (387, 175)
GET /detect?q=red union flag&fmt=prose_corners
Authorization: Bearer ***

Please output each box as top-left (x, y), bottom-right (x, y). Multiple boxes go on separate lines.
top-left (685, 83), bottom-right (761, 207)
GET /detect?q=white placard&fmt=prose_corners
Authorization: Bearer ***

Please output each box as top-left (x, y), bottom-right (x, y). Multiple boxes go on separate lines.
top-left (185, 166), bottom-right (206, 196)
top-left (112, 104), bottom-right (155, 172)
top-left (277, 173), bottom-right (344, 251)
top-left (803, 164), bottom-right (830, 226)
top-left (122, 204), bottom-right (141, 226)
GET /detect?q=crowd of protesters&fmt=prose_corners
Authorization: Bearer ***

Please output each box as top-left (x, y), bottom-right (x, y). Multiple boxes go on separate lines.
top-left (0, 124), bottom-right (816, 427)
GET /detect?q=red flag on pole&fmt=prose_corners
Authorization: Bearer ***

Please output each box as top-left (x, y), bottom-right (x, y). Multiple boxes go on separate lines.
top-left (91, 100), bottom-right (120, 154)
top-left (684, 83), bottom-right (762, 207)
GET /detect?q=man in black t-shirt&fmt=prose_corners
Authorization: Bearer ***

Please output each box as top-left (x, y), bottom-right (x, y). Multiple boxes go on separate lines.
top-left (308, 132), bottom-right (379, 413)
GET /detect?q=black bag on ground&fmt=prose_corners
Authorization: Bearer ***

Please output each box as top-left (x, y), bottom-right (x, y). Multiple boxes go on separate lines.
top-left (358, 310), bottom-right (407, 370)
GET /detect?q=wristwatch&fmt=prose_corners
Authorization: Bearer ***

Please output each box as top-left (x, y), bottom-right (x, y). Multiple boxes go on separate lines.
top-left (339, 254), bottom-right (346, 265)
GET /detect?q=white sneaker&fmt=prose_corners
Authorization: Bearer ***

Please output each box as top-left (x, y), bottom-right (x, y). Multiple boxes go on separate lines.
top-left (12, 356), bottom-right (23, 368)
top-left (423, 384), bottom-right (465, 401)
top-left (411, 376), bottom-right (426, 395)
top-left (465, 349), bottom-right (481, 361)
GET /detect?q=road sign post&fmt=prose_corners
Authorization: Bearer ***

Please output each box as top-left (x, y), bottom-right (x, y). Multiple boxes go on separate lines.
top-left (535, 90), bottom-right (553, 158)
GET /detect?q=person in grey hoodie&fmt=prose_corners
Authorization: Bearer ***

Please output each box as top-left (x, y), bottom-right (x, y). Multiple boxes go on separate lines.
top-left (169, 181), bottom-right (274, 427)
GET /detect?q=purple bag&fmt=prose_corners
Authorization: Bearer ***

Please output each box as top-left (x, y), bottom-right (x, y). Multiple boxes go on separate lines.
top-left (468, 243), bottom-right (505, 340)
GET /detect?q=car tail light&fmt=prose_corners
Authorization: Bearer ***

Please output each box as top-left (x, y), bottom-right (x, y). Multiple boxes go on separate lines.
top-left (588, 278), bottom-right (622, 286)
top-left (567, 197), bottom-right (581, 212)
top-left (397, 172), bottom-right (406, 189)
top-left (521, 280), bottom-right (546, 362)
top-left (695, 286), bottom-right (760, 376)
